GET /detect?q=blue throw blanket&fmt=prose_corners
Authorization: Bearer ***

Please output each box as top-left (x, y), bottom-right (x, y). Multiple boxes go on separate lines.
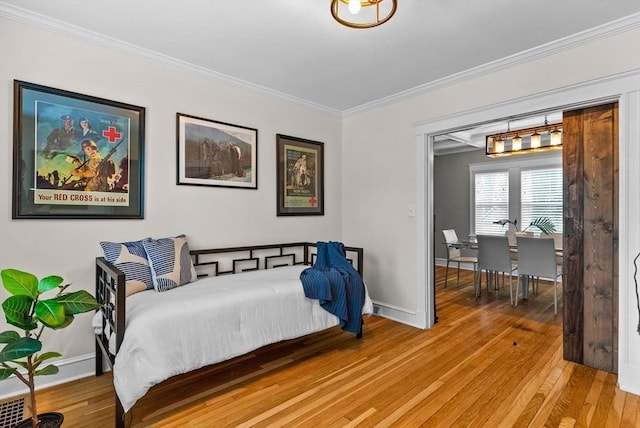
top-left (300, 241), bottom-right (365, 335)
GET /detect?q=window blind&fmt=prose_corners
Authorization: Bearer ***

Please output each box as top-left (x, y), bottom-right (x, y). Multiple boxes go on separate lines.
top-left (474, 171), bottom-right (509, 235)
top-left (521, 167), bottom-right (563, 234)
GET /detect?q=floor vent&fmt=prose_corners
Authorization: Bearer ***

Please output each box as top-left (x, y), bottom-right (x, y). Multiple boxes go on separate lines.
top-left (0, 394), bottom-right (27, 428)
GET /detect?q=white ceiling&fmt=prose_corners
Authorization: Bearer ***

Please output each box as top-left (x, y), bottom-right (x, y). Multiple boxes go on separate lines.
top-left (2, 0), bottom-right (639, 114)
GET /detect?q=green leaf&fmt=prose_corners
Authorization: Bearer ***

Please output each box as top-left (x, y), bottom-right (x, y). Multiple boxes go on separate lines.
top-left (13, 360), bottom-right (28, 369)
top-left (35, 364), bottom-right (59, 376)
top-left (0, 337), bottom-right (41, 363)
top-left (2, 296), bottom-right (37, 331)
top-left (35, 299), bottom-right (65, 328)
top-left (33, 351), bottom-right (62, 366)
top-left (38, 275), bottom-right (64, 294)
top-left (0, 366), bottom-right (17, 380)
top-left (525, 217), bottom-right (557, 235)
top-left (1, 269), bottom-right (38, 298)
top-left (55, 290), bottom-right (99, 315)
top-left (32, 352), bottom-right (61, 370)
top-left (53, 315), bottom-right (73, 330)
top-left (0, 330), bottom-right (21, 344)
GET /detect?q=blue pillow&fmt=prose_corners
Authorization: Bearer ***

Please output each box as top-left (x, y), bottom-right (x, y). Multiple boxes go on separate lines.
top-left (100, 239), bottom-right (153, 297)
top-left (142, 235), bottom-right (197, 292)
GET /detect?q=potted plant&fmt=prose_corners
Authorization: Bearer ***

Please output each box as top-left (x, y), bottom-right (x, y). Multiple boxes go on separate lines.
top-left (0, 268), bottom-right (99, 428)
top-left (493, 216), bottom-right (557, 235)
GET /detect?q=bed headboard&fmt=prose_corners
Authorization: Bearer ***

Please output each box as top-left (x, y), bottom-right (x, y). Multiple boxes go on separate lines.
top-left (190, 242), bottom-right (363, 277)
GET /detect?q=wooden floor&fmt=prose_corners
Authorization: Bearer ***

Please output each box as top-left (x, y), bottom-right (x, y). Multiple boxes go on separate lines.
top-left (29, 267), bottom-right (638, 427)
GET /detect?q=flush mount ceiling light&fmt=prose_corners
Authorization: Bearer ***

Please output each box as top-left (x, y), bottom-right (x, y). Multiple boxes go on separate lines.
top-left (486, 115), bottom-right (562, 157)
top-left (330, 0), bottom-right (398, 29)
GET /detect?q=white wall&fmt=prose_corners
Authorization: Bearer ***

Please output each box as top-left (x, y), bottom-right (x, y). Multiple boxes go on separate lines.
top-left (0, 17), bottom-right (343, 393)
top-left (342, 25), bottom-right (640, 391)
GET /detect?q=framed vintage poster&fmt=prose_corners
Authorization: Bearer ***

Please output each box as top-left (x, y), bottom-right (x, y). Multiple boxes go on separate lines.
top-left (176, 113), bottom-right (258, 189)
top-left (276, 134), bottom-right (324, 216)
top-left (13, 80), bottom-right (145, 219)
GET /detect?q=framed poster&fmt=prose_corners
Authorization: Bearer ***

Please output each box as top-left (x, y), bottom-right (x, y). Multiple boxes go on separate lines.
top-left (176, 113), bottom-right (257, 189)
top-left (276, 134), bottom-right (324, 216)
top-left (13, 80), bottom-right (145, 219)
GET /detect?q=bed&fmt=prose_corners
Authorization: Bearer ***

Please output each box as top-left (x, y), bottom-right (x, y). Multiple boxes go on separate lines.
top-left (94, 241), bottom-right (372, 428)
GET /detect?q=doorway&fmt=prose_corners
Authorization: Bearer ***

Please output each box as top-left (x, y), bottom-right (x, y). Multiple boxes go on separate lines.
top-left (414, 72), bottom-right (639, 391)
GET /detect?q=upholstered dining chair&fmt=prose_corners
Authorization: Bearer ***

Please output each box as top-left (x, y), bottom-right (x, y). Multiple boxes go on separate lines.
top-left (476, 234), bottom-right (517, 303)
top-left (516, 236), bottom-right (562, 314)
top-left (442, 229), bottom-right (477, 288)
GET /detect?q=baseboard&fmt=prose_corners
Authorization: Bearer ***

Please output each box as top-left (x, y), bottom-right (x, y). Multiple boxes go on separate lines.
top-left (372, 302), bottom-right (427, 329)
top-left (0, 353), bottom-right (98, 400)
top-left (618, 362), bottom-right (640, 396)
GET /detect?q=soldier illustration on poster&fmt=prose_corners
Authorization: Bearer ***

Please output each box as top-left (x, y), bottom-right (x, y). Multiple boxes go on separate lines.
top-left (34, 101), bottom-right (131, 207)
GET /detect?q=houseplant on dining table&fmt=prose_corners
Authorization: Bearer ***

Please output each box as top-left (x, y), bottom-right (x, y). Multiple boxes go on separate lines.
top-left (0, 268), bottom-right (99, 428)
top-left (493, 216), bottom-right (557, 235)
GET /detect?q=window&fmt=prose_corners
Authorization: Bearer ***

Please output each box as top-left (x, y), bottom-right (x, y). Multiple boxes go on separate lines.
top-left (521, 167), bottom-right (563, 234)
top-left (474, 171), bottom-right (509, 235)
top-left (470, 155), bottom-right (562, 235)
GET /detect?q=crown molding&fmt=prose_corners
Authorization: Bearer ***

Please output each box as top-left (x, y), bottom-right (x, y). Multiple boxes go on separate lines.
top-left (1, 3), bottom-right (638, 118)
top-left (343, 12), bottom-right (640, 117)
top-left (0, 2), bottom-right (342, 117)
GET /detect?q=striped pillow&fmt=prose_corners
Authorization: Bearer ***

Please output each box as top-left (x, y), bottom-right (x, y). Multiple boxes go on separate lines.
top-left (100, 239), bottom-right (153, 297)
top-left (143, 235), bottom-right (197, 292)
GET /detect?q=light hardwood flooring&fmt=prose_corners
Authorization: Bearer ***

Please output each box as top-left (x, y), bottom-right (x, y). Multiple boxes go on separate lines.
top-left (29, 267), bottom-right (638, 427)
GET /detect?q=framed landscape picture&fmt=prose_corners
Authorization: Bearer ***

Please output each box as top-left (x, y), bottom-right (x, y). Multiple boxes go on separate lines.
top-left (276, 134), bottom-right (324, 216)
top-left (176, 113), bottom-right (258, 189)
top-left (13, 80), bottom-right (145, 219)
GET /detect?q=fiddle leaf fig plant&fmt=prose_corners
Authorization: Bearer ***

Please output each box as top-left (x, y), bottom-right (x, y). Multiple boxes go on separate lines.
top-left (0, 268), bottom-right (99, 428)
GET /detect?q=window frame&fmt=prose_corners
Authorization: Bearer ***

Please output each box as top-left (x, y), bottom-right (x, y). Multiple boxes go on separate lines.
top-left (469, 153), bottom-right (562, 236)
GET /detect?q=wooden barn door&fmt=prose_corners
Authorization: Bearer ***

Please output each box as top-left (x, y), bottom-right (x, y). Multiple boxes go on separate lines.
top-left (562, 102), bottom-right (618, 373)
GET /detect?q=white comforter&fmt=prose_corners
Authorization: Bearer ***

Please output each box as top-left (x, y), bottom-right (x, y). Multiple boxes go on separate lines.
top-left (114, 265), bottom-right (373, 412)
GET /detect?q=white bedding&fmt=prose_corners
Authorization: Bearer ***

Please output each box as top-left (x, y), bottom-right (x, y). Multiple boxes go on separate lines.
top-left (113, 265), bottom-right (373, 412)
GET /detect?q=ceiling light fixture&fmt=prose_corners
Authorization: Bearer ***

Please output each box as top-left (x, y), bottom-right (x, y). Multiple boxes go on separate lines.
top-left (486, 115), bottom-right (563, 157)
top-left (330, 0), bottom-right (398, 29)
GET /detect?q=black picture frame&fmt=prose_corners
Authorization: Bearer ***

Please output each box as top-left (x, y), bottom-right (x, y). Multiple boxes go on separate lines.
top-left (276, 134), bottom-right (324, 216)
top-left (176, 113), bottom-right (258, 189)
top-left (12, 80), bottom-right (145, 219)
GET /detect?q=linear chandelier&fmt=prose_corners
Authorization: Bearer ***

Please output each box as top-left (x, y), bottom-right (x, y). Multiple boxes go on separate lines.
top-left (486, 116), bottom-right (562, 157)
top-left (330, 0), bottom-right (397, 29)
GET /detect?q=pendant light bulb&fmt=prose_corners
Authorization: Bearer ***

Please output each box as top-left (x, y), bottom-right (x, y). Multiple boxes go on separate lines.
top-left (530, 131), bottom-right (541, 148)
top-left (550, 128), bottom-right (562, 146)
top-left (512, 135), bottom-right (522, 151)
top-left (348, 0), bottom-right (361, 14)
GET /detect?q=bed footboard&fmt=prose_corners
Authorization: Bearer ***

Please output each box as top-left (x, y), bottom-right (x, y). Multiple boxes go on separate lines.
top-left (95, 257), bottom-right (127, 428)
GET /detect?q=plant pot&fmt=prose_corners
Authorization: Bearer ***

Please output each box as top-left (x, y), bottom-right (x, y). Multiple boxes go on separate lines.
top-left (14, 412), bottom-right (64, 428)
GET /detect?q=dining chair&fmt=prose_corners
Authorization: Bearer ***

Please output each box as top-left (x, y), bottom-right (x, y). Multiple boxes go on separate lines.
top-left (442, 229), bottom-right (477, 288)
top-left (476, 234), bottom-right (517, 303)
top-left (505, 231), bottom-right (533, 261)
top-left (515, 236), bottom-right (562, 314)
top-left (539, 232), bottom-right (564, 270)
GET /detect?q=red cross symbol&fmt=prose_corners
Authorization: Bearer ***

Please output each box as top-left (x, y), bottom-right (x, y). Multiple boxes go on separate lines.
top-left (308, 196), bottom-right (317, 207)
top-left (102, 126), bottom-right (122, 143)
